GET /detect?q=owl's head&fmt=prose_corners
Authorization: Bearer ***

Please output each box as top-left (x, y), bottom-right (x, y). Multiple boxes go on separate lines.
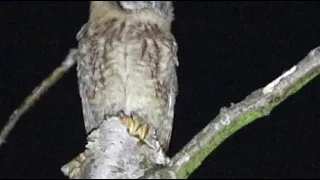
top-left (90, 1), bottom-right (175, 29)
top-left (118, 1), bottom-right (174, 20)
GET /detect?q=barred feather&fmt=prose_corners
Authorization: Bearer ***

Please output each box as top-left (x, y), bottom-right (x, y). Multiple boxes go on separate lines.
top-left (77, 1), bottom-right (178, 152)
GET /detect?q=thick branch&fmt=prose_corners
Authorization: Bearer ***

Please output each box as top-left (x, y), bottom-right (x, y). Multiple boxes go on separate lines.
top-left (142, 46), bottom-right (320, 179)
top-left (0, 49), bottom-right (77, 147)
top-left (61, 116), bottom-right (171, 179)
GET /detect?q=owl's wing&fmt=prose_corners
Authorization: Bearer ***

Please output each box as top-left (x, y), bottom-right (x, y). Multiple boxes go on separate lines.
top-left (76, 20), bottom-right (131, 134)
top-left (76, 31), bottom-right (98, 134)
top-left (76, 24), bottom-right (97, 134)
top-left (76, 23), bottom-right (88, 41)
top-left (153, 34), bottom-right (179, 152)
top-left (76, 23), bottom-right (112, 134)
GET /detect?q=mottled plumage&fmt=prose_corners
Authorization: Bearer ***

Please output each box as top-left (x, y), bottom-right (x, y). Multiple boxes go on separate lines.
top-left (76, 1), bottom-right (178, 152)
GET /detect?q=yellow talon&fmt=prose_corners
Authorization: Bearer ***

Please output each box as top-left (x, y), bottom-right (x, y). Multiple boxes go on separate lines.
top-left (119, 115), bottom-right (150, 142)
top-left (76, 152), bottom-right (87, 163)
top-left (136, 123), bottom-right (149, 140)
top-left (61, 152), bottom-right (88, 179)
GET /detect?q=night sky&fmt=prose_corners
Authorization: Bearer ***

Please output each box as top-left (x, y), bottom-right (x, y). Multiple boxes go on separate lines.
top-left (1, 1), bottom-right (320, 179)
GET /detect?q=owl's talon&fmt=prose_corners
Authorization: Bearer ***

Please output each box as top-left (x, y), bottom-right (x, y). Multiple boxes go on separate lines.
top-left (119, 115), bottom-right (150, 143)
top-left (69, 167), bottom-right (81, 179)
top-left (61, 152), bottom-right (88, 178)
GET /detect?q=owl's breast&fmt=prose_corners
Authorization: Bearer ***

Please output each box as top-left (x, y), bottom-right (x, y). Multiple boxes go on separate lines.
top-left (78, 19), bottom-right (175, 128)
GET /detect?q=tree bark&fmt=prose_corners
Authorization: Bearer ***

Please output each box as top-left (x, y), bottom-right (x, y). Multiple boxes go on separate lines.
top-left (1, 1), bottom-right (319, 179)
top-left (140, 46), bottom-right (320, 179)
top-left (61, 116), bottom-right (171, 179)
top-left (61, 45), bottom-right (320, 179)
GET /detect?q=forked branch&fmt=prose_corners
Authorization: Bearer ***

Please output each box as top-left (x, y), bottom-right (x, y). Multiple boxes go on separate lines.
top-left (1, 40), bottom-right (319, 179)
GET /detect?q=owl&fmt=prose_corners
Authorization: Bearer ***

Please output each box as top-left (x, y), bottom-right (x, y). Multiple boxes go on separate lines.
top-left (76, 1), bottom-right (179, 152)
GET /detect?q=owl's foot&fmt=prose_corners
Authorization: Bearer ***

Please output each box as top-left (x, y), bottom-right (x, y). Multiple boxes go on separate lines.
top-left (119, 115), bottom-right (150, 141)
top-left (61, 152), bottom-right (87, 179)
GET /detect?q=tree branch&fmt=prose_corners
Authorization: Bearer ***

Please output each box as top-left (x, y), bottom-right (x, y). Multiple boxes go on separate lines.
top-left (61, 116), bottom-right (171, 179)
top-left (0, 49), bottom-right (77, 147)
top-left (141, 46), bottom-right (320, 179)
top-left (1, 2), bottom-right (320, 178)
top-left (2, 45), bottom-right (319, 179)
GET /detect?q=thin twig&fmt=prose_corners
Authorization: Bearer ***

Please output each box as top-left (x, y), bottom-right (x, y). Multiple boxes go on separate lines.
top-left (0, 49), bottom-right (78, 147)
top-left (141, 46), bottom-right (320, 179)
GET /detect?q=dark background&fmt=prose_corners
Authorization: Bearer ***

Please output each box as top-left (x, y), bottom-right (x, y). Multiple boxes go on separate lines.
top-left (1, 1), bottom-right (320, 179)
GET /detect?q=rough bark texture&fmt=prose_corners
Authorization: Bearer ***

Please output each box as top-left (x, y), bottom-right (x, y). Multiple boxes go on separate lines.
top-left (61, 116), bottom-right (171, 179)
top-left (1, 2), bottom-right (320, 179)
top-left (60, 1), bottom-right (178, 178)
top-left (60, 46), bottom-right (320, 179)
top-left (141, 46), bottom-right (320, 179)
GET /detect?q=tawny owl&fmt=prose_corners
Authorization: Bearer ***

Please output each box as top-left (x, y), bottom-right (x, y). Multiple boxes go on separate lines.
top-left (76, 1), bottom-right (179, 152)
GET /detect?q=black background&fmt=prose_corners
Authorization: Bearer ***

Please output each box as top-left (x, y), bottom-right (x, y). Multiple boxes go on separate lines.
top-left (1, 2), bottom-right (320, 178)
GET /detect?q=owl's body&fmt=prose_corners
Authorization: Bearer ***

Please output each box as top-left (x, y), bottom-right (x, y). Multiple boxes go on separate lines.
top-left (77, 1), bottom-right (178, 151)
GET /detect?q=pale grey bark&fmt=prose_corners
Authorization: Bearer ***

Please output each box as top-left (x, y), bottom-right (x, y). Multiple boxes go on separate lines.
top-left (140, 46), bottom-right (320, 179)
top-left (1, 34), bottom-right (319, 180)
top-left (61, 116), bottom-right (171, 179)
top-left (59, 45), bottom-right (320, 179)
top-left (1, 2), bottom-right (320, 179)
